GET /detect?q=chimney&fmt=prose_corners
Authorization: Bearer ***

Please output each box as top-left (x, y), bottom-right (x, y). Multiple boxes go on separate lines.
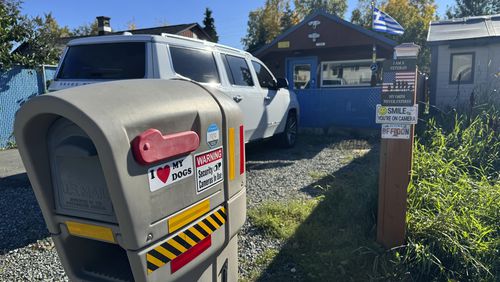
top-left (96, 16), bottom-right (111, 35)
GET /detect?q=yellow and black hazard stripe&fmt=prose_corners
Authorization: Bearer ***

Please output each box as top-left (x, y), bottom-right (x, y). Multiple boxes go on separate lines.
top-left (146, 206), bottom-right (227, 274)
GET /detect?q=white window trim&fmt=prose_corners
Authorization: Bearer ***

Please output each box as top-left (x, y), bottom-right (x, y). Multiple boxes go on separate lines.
top-left (320, 59), bottom-right (385, 88)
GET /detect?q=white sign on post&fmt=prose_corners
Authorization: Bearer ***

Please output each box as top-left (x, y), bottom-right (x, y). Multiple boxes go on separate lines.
top-left (376, 104), bottom-right (418, 124)
top-left (381, 124), bottom-right (411, 139)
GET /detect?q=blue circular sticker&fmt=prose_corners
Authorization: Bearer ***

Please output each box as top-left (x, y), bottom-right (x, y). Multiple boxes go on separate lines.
top-left (206, 123), bottom-right (219, 148)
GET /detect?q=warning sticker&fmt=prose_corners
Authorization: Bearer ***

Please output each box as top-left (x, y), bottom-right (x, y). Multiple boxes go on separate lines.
top-left (195, 147), bottom-right (224, 194)
top-left (148, 155), bottom-right (193, 192)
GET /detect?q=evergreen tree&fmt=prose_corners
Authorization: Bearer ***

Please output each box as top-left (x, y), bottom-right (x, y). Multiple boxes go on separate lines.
top-left (446, 0), bottom-right (500, 18)
top-left (203, 8), bottom-right (219, 43)
top-left (350, 0), bottom-right (377, 28)
top-left (280, 2), bottom-right (300, 32)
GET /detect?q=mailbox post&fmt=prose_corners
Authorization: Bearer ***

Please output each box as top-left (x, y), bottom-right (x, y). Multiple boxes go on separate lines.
top-left (376, 43), bottom-right (420, 248)
top-left (15, 79), bottom-right (246, 282)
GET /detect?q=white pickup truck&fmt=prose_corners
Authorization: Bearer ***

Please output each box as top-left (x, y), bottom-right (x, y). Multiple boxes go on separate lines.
top-left (49, 33), bottom-right (300, 147)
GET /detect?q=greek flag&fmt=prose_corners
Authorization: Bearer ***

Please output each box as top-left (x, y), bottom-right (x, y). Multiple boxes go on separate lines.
top-left (372, 7), bottom-right (404, 35)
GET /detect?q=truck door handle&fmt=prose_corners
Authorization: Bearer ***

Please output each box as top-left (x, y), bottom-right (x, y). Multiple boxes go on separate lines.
top-left (233, 95), bottom-right (243, 103)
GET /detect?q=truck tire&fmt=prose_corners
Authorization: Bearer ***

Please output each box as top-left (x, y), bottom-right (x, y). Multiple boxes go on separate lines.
top-left (276, 111), bottom-right (297, 148)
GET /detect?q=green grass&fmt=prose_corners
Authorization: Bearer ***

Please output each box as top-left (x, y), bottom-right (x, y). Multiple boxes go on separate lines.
top-left (401, 110), bottom-right (500, 281)
top-left (249, 199), bottom-right (319, 240)
top-left (0, 140), bottom-right (17, 150)
top-left (240, 249), bottom-right (280, 282)
top-left (307, 171), bottom-right (329, 180)
top-left (246, 147), bottom-right (385, 281)
top-left (244, 109), bottom-right (499, 281)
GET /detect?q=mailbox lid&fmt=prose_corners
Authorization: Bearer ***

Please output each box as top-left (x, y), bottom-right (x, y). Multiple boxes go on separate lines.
top-left (49, 118), bottom-right (117, 223)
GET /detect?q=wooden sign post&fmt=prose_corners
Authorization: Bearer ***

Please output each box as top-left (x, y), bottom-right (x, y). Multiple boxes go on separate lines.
top-left (376, 44), bottom-right (419, 248)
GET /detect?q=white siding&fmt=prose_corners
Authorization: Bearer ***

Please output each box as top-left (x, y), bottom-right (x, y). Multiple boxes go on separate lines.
top-left (434, 42), bottom-right (500, 109)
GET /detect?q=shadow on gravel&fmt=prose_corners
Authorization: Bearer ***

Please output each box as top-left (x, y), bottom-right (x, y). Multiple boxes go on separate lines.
top-left (256, 146), bottom-right (385, 281)
top-left (0, 173), bottom-right (49, 254)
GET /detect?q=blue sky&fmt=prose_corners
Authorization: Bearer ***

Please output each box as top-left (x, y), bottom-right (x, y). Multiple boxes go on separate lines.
top-left (21, 0), bottom-right (453, 49)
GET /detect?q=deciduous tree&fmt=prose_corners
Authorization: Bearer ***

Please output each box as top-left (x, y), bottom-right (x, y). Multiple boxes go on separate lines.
top-left (23, 13), bottom-right (71, 66)
top-left (127, 18), bottom-right (138, 31)
top-left (0, 0), bottom-right (71, 69)
top-left (293, 0), bottom-right (348, 18)
top-left (242, 0), bottom-right (349, 52)
top-left (242, 0), bottom-right (286, 52)
top-left (70, 20), bottom-right (99, 37)
top-left (350, 0), bottom-right (437, 72)
top-left (381, 0), bottom-right (437, 72)
top-left (0, 0), bottom-right (30, 68)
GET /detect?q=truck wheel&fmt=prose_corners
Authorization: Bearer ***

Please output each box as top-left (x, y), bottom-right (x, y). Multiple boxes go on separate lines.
top-left (276, 112), bottom-right (297, 148)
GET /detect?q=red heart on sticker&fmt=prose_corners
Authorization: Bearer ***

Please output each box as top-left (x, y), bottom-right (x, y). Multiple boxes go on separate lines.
top-left (156, 165), bottom-right (170, 183)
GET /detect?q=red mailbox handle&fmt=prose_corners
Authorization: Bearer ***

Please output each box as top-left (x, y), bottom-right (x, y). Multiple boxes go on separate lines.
top-left (132, 129), bottom-right (199, 165)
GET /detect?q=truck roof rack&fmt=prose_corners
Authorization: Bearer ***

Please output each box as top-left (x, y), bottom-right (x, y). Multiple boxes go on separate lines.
top-left (160, 33), bottom-right (250, 56)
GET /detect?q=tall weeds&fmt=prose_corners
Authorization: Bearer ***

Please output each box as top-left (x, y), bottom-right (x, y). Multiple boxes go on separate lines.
top-left (399, 109), bottom-right (499, 281)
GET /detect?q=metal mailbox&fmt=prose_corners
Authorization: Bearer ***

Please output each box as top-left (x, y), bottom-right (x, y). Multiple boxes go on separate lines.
top-left (14, 79), bottom-right (246, 282)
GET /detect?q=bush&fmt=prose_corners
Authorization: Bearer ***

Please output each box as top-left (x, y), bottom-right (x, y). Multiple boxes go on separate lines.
top-left (398, 109), bottom-right (499, 281)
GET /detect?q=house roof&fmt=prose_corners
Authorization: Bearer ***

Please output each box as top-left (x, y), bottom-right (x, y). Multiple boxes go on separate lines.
top-left (114, 23), bottom-right (211, 38)
top-left (13, 22), bottom-right (212, 55)
top-left (254, 10), bottom-right (397, 56)
top-left (427, 14), bottom-right (500, 43)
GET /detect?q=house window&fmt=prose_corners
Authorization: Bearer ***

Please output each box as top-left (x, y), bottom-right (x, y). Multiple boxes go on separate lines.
top-left (320, 60), bottom-right (381, 87)
top-left (450, 53), bottom-right (474, 84)
top-left (293, 64), bottom-right (311, 89)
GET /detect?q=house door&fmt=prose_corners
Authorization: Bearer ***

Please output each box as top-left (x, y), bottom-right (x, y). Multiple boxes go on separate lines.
top-left (286, 57), bottom-right (318, 90)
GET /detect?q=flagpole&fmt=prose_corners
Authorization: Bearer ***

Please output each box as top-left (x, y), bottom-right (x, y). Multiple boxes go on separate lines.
top-left (371, 1), bottom-right (377, 86)
top-left (371, 1), bottom-right (375, 30)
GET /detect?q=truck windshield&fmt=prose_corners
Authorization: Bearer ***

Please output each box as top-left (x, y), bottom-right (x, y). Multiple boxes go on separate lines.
top-left (57, 42), bottom-right (146, 80)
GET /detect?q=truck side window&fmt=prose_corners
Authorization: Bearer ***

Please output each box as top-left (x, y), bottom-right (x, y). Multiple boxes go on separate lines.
top-left (251, 61), bottom-right (276, 89)
top-left (170, 46), bottom-right (220, 84)
top-left (223, 54), bottom-right (254, 87)
top-left (57, 43), bottom-right (146, 79)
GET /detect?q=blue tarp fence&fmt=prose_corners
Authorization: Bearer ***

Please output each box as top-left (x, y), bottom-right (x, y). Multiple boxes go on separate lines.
top-left (0, 65), bottom-right (56, 148)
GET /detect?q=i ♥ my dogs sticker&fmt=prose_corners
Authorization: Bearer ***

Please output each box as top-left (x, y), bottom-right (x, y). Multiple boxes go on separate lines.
top-left (148, 155), bottom-right (194, 192)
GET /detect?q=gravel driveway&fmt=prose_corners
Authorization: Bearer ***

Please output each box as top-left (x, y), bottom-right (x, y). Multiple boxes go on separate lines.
top-left (0, 135), bottom-right (374, 281)
top-left (238, 135), bottom-right (373, 279)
